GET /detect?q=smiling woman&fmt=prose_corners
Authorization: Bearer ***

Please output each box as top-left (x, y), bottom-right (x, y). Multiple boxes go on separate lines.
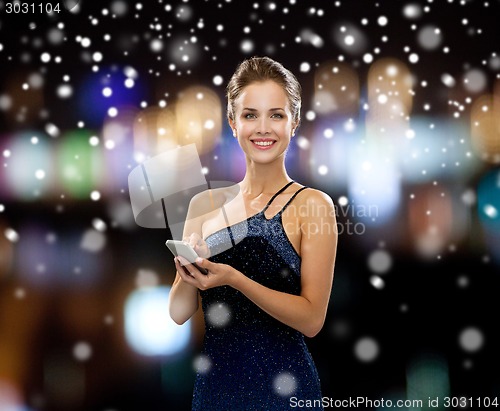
top-left (231, 80), bottom-right (296, 161)
top-left (168, 56), bottom-right (338, 411)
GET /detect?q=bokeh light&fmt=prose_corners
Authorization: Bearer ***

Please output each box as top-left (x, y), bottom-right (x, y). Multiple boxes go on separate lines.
top-left (462, 68), bottom-right (488, 94)
top-left (333, 23), bottom-right (369, 56)
top-left (58, 130), bottom-right (106, 198)
top-left (458, 326), bottom-right (484, 353)
top-left (0, 223), bottom-right (14, 279)
top-left (408, 185), bottom-right (454, 259)
top-left (124, 286), bottom-right (191, 356)
top-left (312, 61), bottom-right (359, 116)
top-left (367, 58), bottom-right (413, 127)
top-left (470, 85), bottom-right (500, 164)
top-left (3, 131), bottom-right (55, 200)
top-left (205, 302), bottom-right (231, 328)
top-left (367, 249), bottom-right (392, 274)
top-left (354, 336), bottom-right (379, 362)
top-left (273, 371), bottom-right (297, 396)
top-left (347, 140), bottom-right (401, 226)
top-left (406, 354), bottom-right (450, 403)
top-left (416, 25), bottom-right (443, 51)
top-left (477, 168), bottom-right (500, 262)
top-left (77, 68), bottom-right (147, 127)
top-left (133, 86), bottom-right (222, 157)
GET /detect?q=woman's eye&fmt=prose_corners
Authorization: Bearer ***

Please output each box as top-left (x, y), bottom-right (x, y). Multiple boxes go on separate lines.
top-left (271, 113), bottom-right (283, 119)
top-left (244, 113), bottom-right (256, 119)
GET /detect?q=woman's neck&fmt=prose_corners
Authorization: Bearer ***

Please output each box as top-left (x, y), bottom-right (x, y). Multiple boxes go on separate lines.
top-left (240, 159), bottom-right (291, 194)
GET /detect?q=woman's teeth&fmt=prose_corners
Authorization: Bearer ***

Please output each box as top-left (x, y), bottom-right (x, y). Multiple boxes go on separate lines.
top-left (253, 141), bottom-right (274, 146)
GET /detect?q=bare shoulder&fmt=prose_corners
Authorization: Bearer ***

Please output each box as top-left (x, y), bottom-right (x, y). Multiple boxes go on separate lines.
top-left (188, 184), bottom-right (240, 215)
top-left (294, 187), bottom-right (335, 218)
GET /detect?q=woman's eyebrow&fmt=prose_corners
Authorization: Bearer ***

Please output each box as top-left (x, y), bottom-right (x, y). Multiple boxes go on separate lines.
top-left (242, 107), bottom-right (285, 111)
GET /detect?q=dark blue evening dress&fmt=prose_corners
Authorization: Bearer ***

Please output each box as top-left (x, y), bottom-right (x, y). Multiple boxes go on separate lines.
top-left (192, 181), bottom-right (324, 411)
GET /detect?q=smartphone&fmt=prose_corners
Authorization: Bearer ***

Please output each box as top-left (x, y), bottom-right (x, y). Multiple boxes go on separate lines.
top-left (166, 240), bottom-right (209, 275)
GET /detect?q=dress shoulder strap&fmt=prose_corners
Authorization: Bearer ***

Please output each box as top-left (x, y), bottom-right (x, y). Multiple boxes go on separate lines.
top-left (262, 181), bottom-right (295, 213)
top-left (279, 186), bottom-right (309, 214)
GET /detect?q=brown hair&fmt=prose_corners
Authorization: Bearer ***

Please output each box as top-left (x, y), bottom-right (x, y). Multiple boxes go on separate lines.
top-left (226, 56), bottom-right (302, 126)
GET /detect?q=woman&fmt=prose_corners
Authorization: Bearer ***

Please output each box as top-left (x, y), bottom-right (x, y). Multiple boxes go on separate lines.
top-left (168, 56), bottom-right (337, 410)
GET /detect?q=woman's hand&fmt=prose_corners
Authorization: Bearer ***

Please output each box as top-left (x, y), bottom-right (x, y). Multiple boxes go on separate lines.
top-left (183, 232), bottom-right (211, 258)
top-left (174, 256), bottom-right (238, 291)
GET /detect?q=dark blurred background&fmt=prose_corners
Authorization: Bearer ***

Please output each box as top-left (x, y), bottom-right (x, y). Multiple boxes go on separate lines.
top-left (1, 0), bottom-right (500, 410)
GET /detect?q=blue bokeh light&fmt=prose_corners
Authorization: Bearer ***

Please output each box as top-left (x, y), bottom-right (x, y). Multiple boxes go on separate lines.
top-left (477, 169), bottom-right (500, 263)
top-left (125, 286), bottom-right (191, 356)
top-left (77, 67), bottom-right (148, 128)
top-left (477, 169), bottom-right (500, 228)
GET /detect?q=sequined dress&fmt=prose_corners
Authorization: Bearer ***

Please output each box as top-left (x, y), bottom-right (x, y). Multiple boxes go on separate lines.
top-left (192, 181), bottom-right (324, 411)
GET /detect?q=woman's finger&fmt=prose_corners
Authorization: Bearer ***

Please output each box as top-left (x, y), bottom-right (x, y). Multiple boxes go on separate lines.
top-left (195, 257), bottom-right (215, 273)
top-left (177, 256), bottom-right (201, 276)
top-left (175, 258), bottom-right (197, 283)
top-left (187, 232), bottom-right (202, 248)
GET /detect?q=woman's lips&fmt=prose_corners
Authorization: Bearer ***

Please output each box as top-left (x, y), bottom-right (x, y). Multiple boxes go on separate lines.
top-left (250, 139), bottom-right (276, 150)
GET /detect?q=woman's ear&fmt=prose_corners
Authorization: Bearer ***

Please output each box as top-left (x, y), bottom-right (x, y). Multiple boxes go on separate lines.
top-left (228, 118), bottom-right (237, 137)
top-left (292, 120), bottom-right (300, 137)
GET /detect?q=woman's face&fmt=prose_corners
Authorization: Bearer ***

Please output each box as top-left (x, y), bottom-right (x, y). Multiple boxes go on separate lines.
top-left (229, 80), bottom-right (297, 164)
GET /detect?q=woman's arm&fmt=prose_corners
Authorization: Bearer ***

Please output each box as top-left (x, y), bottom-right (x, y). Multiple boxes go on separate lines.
top-left (178, 189), bottom-right (337, 337)
top-left (168, 192), bottom-right (211, 325)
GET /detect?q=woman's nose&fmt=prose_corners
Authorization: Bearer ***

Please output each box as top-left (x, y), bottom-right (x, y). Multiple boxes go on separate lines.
top-left (256, 117), bottom-right (271, 135)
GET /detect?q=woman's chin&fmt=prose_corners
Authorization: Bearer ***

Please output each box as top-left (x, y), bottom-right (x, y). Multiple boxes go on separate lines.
top-left (246, 151), bottom-right (287, 165)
